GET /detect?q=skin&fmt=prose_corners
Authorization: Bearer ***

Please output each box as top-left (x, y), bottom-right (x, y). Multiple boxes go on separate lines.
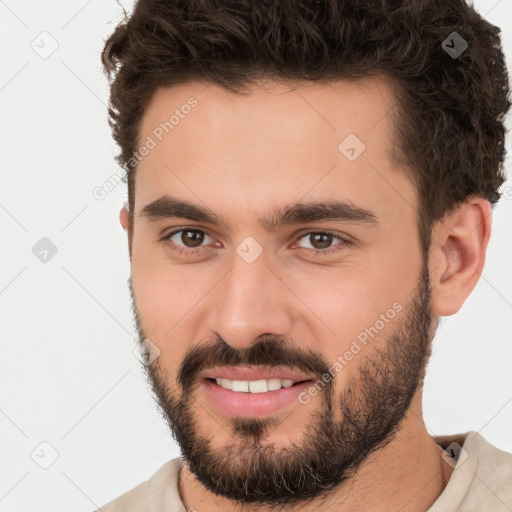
top-left (120, 76), bottom-right (491, 511)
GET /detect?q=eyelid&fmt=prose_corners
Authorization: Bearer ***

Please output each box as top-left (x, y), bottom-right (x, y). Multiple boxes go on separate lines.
top-left (161, 226), bottom-right (352, 242)
top-left (293, 228), bottom-right (353, 243)
top-left (292, 231), bottom-right (352, 253)
top-left (160, 226), bottom-right (218, 242)
top-left (160, 227), bottom-right (217, 249)
top-left (161, 226), bottom-right (352, 256)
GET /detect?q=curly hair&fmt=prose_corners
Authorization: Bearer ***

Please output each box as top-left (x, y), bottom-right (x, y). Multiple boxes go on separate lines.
top-left (101, 0), bottom-right (510, 253)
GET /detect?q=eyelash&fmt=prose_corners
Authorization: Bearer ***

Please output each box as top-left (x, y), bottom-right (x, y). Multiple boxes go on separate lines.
top-left (160, 228), bottom-right (352, 257)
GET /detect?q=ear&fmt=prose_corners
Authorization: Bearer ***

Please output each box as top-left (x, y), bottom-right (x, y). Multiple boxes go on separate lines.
top-left (119, 204), bottom-right (132, 259)
top-left (429, 197), bottom-right (492, 317)
top-left (120, 204), bottom-right (129, 230)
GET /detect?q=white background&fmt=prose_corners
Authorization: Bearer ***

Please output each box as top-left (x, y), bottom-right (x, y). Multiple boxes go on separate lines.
top-left (0, 1), bottom-right (511, 510)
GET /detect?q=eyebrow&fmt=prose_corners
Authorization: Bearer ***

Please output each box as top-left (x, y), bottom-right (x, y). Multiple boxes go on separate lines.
top-left (140, 195), bottom-right (378, 231)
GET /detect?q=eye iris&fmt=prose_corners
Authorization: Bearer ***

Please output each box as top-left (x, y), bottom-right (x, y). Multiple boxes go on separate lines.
top-left (182, 230), bottom-right (204, 247)
top-left (310, 233), bottom-right (332, 249)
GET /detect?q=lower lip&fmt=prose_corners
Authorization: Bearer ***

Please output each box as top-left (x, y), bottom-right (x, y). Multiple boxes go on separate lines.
top-left (202, 379), bottom-right (312, 418)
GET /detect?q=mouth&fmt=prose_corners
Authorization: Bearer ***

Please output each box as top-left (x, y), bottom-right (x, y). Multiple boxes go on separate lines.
top-left (200, 366), bottom-right (314, 418)
top-left (205, 377), bottom-right (310, 392)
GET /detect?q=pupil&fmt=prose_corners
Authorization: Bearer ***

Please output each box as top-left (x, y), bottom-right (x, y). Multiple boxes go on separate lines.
top-left (179, 232), bottom-right (332, 249)
top-left (183, 230), bottom-right (204, 247)
top-left (312, 233), bottom-right (332, 249)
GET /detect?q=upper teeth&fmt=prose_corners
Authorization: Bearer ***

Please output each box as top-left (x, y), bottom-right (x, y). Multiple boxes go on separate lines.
top-left (215, 378), bottom-right (296, 393)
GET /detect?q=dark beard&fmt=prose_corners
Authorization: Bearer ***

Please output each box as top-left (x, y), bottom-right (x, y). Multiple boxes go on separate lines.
top-left (132, 259), bottom-right (433, 508)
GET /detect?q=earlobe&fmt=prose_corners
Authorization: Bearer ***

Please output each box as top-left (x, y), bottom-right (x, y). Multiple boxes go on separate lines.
top-left (429, 198), bottom-right (492, 317)
top-left (119, 205), bottom-right (133, 260)
top-left (120, 205), bottom-right (130, 231)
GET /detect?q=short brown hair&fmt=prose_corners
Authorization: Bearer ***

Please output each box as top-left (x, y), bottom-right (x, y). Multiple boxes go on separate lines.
top-left (101, 0), bottom-right (510, 253)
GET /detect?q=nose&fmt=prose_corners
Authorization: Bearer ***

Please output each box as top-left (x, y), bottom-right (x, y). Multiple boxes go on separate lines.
top-left (207, 251), bottom-right (294, 350)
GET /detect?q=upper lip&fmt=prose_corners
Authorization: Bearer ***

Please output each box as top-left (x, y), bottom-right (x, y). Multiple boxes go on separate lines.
top-left (201, 366), bottom-right (313, 382)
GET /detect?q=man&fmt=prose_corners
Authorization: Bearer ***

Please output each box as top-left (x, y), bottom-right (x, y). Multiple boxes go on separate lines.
top-left (98, 0), bottom-right (512, 510)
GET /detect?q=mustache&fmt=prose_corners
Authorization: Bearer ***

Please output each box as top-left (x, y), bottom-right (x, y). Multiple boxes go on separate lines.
top-left (178, 334), bottom-right (331, 393)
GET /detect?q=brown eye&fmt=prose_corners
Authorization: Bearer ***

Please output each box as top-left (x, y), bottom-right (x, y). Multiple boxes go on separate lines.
top-left (299, 232), bottom-right (336, 250)
top-left (295, 232), bottom-right (350, 256)
top-left (312, 233), bottom-right (333, 249)
top-left (180, 230), bottom-right (205, 247)
top-left (165, 229), bottom-right (212, 249)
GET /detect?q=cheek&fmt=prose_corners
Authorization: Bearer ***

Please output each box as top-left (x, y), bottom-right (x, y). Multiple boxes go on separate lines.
top-left (131, 270), bottom-right (190, 378)
top-left (283, 263), bottom-right (409, 372)
top-left (132, 268), bottom-right (200, 341)
top-left (130, 252), bottom-right (216, 370)
top-left (131, 240), bottom-right (196, 324)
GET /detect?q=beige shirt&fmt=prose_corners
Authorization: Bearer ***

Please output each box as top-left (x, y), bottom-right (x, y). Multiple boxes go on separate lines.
top-left (97, 432), bottom-right (512, 511)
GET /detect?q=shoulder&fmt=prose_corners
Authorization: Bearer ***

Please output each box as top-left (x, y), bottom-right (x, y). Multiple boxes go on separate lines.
top-left (96, 457), bottom-right (184, 512)
top-left (431, 431), bottom-right (512, 511)
top-left (97, 480), bottom-right (149, 512)
top-left (463, 432), bottom-right (512, 507)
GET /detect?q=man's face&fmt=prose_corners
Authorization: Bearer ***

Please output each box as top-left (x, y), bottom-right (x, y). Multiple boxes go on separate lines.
top-left (127, 78), bottom-right (433, 504)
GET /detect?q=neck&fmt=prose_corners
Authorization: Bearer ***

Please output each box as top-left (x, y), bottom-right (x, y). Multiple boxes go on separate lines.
top-left (178, 397), bottom-right (453, 511)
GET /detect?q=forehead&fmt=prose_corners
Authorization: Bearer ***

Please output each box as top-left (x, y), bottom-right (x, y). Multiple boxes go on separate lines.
top-left (134, 76), bottom-right (416, 229)
top-left (138, 75), bottom-right (399, 158)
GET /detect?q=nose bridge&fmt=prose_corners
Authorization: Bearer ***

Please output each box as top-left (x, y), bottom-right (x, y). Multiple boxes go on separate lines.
top-left (211, 248), bottom-right (293, 348)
